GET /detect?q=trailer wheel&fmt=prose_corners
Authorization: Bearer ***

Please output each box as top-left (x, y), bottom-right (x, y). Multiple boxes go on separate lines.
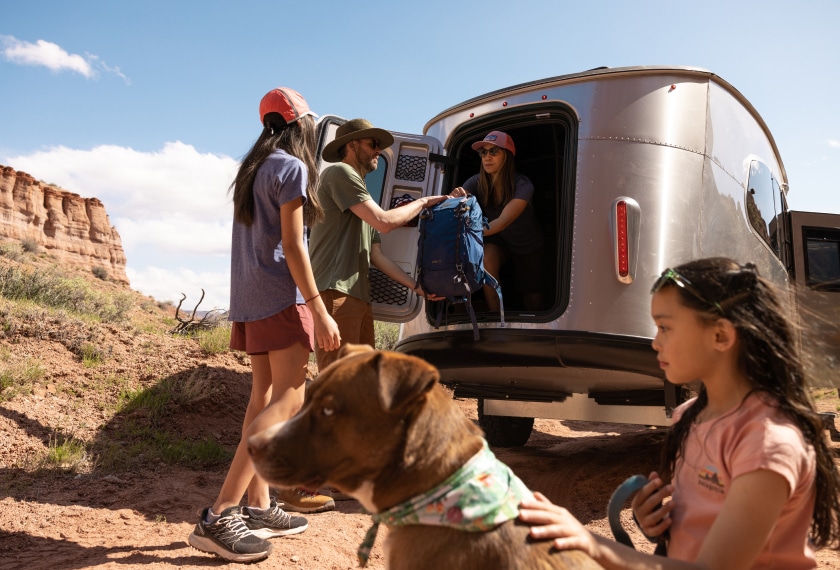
top-left (477, 398), bottom-right (534, 447)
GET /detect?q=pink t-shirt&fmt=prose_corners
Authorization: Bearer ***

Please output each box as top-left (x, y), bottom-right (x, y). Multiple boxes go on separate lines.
top-left (668, 393), bottom-right (817, 568)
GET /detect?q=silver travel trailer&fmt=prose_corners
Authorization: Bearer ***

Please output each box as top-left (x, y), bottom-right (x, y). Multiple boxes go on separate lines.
top-left (317, 65), bottom-right (840, 446)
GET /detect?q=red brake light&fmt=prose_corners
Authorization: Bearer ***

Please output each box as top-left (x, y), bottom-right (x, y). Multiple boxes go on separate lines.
top-left (616, 200), bottom-right (629, 277)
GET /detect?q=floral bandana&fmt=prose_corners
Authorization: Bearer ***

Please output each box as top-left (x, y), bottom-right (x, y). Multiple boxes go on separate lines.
top-left (357, 439), bottom-right (532, 567)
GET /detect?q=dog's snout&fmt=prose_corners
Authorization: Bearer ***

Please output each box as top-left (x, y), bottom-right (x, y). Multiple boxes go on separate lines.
top-left (247, 433), bottom-right (267, 461)
top-left (247, 421), bottom-right (287, 460)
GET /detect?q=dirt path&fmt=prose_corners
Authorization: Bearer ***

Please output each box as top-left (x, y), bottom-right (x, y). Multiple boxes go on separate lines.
top-left (3, 402), bottom-right (839, 569)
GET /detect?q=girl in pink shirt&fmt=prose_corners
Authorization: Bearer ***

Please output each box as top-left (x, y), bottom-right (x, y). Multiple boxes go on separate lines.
top-left (520, 257), bottom-right (840, 569)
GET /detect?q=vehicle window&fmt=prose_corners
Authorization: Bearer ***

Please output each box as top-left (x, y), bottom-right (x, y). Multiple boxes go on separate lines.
top-left (746, 161), bottom-right (778, 252)
top-left (769, 176), bottom-right (788, 257)
top-left (804, 227), bottom-right (840, 292)
top-left (365, 156), bottom-right (387, 205)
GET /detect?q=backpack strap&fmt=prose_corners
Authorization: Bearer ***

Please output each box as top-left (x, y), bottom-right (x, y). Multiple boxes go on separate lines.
top-left (466, 298), bottom-right (480, 341)
top-left (482, 272), bottom-right (505, 327)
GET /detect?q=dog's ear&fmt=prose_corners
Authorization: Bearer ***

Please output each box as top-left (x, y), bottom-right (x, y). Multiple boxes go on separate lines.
top-left (337, 343), bottom-right (374, 360)
top-left (373, 352), bottom-right (439, 412)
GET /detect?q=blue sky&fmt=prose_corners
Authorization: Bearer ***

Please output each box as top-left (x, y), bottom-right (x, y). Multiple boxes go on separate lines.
top-left (2, 0), bottom-right (838, 310)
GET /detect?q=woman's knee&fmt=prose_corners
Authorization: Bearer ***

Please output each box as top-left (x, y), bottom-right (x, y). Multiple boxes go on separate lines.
top-left (484, 243), bottom-right (505, 272)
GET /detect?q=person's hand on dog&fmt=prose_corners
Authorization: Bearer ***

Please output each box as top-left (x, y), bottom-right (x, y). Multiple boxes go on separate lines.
top-left (631, 471), bottom-right (673, 540)
top-left (519, 492), bottom-right (600, 557)
top-left (449, 187), bottom-right (469, 198)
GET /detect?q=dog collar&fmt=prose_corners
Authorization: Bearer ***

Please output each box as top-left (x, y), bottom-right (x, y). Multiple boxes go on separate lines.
top-left (357, 439), bottom-right (532, 567)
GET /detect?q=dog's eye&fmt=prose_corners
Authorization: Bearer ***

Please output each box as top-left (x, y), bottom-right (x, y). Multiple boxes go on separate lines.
top-left (321, 407), bottom-right (334, 417)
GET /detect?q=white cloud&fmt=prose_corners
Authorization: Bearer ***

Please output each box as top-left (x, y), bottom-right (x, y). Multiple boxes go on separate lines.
top-left (829, 139), bottom-right (840, 148)
top-left (3, 142), bottom-right (239, 310)
top-left (115, 216), bottom-right (231, 256)
top-left (0, 34), bottom-right (128, 83)
top-left (127, 265), bottom-right (230, 312)
top-left (6, 142), bottom-right (239, 225)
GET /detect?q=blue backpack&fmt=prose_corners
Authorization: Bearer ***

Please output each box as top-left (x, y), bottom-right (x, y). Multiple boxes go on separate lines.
top-left (416, 195), bottom-right (504, 340)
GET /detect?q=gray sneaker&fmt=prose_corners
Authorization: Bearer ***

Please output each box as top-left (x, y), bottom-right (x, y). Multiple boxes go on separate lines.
top-left (242, 498), bottom-right (309, 539)
top-left (188, 506), bottom-right (272, 562)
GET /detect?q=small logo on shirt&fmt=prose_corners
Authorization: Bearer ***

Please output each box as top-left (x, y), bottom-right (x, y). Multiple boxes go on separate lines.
top-left (697, 465), bottom-right (725, 494)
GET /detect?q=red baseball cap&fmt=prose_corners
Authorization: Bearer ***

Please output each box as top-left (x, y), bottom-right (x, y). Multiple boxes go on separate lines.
top-left (259, 87), bottom-right (317, 125)
top-left (471, 130), bottom-right (516, 156)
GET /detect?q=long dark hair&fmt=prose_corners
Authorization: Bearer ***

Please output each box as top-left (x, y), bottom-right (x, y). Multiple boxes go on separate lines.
top-left (230, 113), bottom-right (322, 227)
top-left (475, 149), bottom-right (516, 210)
top-left (658, 257), bottom-right (840, 548)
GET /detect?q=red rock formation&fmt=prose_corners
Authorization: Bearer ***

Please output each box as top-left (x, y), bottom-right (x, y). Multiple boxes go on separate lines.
top-left (0, 164), bottom-right (129, 284)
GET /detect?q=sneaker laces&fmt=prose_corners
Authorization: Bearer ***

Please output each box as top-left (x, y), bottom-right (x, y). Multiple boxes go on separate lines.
top-left (257, 504), bottom-right (294, 528)
top-left (214, 511), bottom-right (258, 543)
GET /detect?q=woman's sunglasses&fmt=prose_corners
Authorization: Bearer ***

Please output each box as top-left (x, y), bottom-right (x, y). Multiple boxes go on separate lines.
top-left (477, 147), bottom-right (502, 158)
top-left (652, 268), bottom-right (724, 313)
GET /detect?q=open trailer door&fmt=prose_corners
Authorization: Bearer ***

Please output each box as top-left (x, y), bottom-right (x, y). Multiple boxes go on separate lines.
top-left (316, 115), bottom-right (443, 322)
top-left (789, 210), bottom-right (840, 388)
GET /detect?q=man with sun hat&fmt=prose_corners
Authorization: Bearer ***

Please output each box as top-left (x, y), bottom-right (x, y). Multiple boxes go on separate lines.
top-left (309, 119), bottom-right (447, 370)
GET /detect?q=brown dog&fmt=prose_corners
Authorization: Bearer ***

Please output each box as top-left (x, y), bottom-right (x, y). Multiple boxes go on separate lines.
top-left (249, 345), bottom-right (602, 570)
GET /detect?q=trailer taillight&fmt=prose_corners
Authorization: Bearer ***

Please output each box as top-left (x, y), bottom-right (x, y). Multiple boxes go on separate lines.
top-left (611, 197), bottom-right (641, 284)
top-left (616, 201), bottom-right (629, 277)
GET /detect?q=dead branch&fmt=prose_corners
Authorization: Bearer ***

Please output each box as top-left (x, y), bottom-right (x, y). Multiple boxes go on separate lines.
top-left (170, 289), bottom-right (226, 334)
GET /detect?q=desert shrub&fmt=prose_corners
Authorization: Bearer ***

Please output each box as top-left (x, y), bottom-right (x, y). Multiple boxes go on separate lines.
top-left (20, 238), bottom-right (40, 254)
top-left (196, 321), bottom-right (231, 354)
top-left (42, 432), bottom-right (89, 472)
top-left (0, 358), bottom-right (47, 402)
top-left (79, 342), bottom-right (107, 367)
top-left (91, 266), bottom-right (109, 281)
top-left (0, 264), bottom-right (131, 323)
top-left (374, 321), bottom-right (400, 351)
top-left (0, 242), bottom-right (23, 261)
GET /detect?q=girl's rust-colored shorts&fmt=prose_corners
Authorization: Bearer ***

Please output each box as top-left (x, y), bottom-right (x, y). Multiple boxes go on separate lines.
top-left (230, 304), bottom-right (314, 355)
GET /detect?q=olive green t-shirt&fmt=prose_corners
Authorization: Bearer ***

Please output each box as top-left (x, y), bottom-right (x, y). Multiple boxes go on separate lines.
top-left (309, 162), bottom-right (381, 303)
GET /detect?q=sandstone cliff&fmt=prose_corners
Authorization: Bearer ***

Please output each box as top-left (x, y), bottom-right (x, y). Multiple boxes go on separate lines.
top-left (0, 164), bottom-right (129, 284)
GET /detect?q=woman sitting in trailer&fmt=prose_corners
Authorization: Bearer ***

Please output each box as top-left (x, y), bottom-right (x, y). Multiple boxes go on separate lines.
top-left (451, 130), bottom-right (544, 312)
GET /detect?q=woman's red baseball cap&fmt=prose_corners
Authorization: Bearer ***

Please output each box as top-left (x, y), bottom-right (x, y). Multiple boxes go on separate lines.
top-left (259, 87), bottom-right (317, 126)
top-left (471, 130), bottom-right (516, 156)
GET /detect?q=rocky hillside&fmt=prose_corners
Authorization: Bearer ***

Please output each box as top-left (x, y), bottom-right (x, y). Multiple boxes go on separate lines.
top-left (0, 164), bottom-right (128, 284)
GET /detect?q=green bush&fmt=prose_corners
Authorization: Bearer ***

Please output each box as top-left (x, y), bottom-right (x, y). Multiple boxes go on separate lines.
top-left (20, 238), bottom-right (40, 254)
top-left (374, 321), bottom-right (400, 351)
top-left (196, 322), bottom-right (231, 354)
top-left (0, 358), bottom-right (46, 402)
top-left (0, 242), bottom-right (23, 261)
top-left (91, 266), bottom-right (109, 281)
top-left (0, 263), bottom-right (131, 323)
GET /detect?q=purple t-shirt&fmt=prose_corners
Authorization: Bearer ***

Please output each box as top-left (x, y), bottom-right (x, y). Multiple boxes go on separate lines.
top-left (229, 150), bottom-right (307, 322)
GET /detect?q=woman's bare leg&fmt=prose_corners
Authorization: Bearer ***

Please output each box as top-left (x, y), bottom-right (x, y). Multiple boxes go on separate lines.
top-left (212, 344), bottom-right (308, 512)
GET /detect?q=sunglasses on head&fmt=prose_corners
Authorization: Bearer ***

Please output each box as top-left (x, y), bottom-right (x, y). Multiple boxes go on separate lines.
top-left (652, 268), bottom-right (724, 313)
top-left (477, 146), bottom-right (502, 158)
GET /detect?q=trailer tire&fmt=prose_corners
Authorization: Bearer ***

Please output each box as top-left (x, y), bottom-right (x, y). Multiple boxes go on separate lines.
top-left (477, 399), bottom-right (534, 447)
